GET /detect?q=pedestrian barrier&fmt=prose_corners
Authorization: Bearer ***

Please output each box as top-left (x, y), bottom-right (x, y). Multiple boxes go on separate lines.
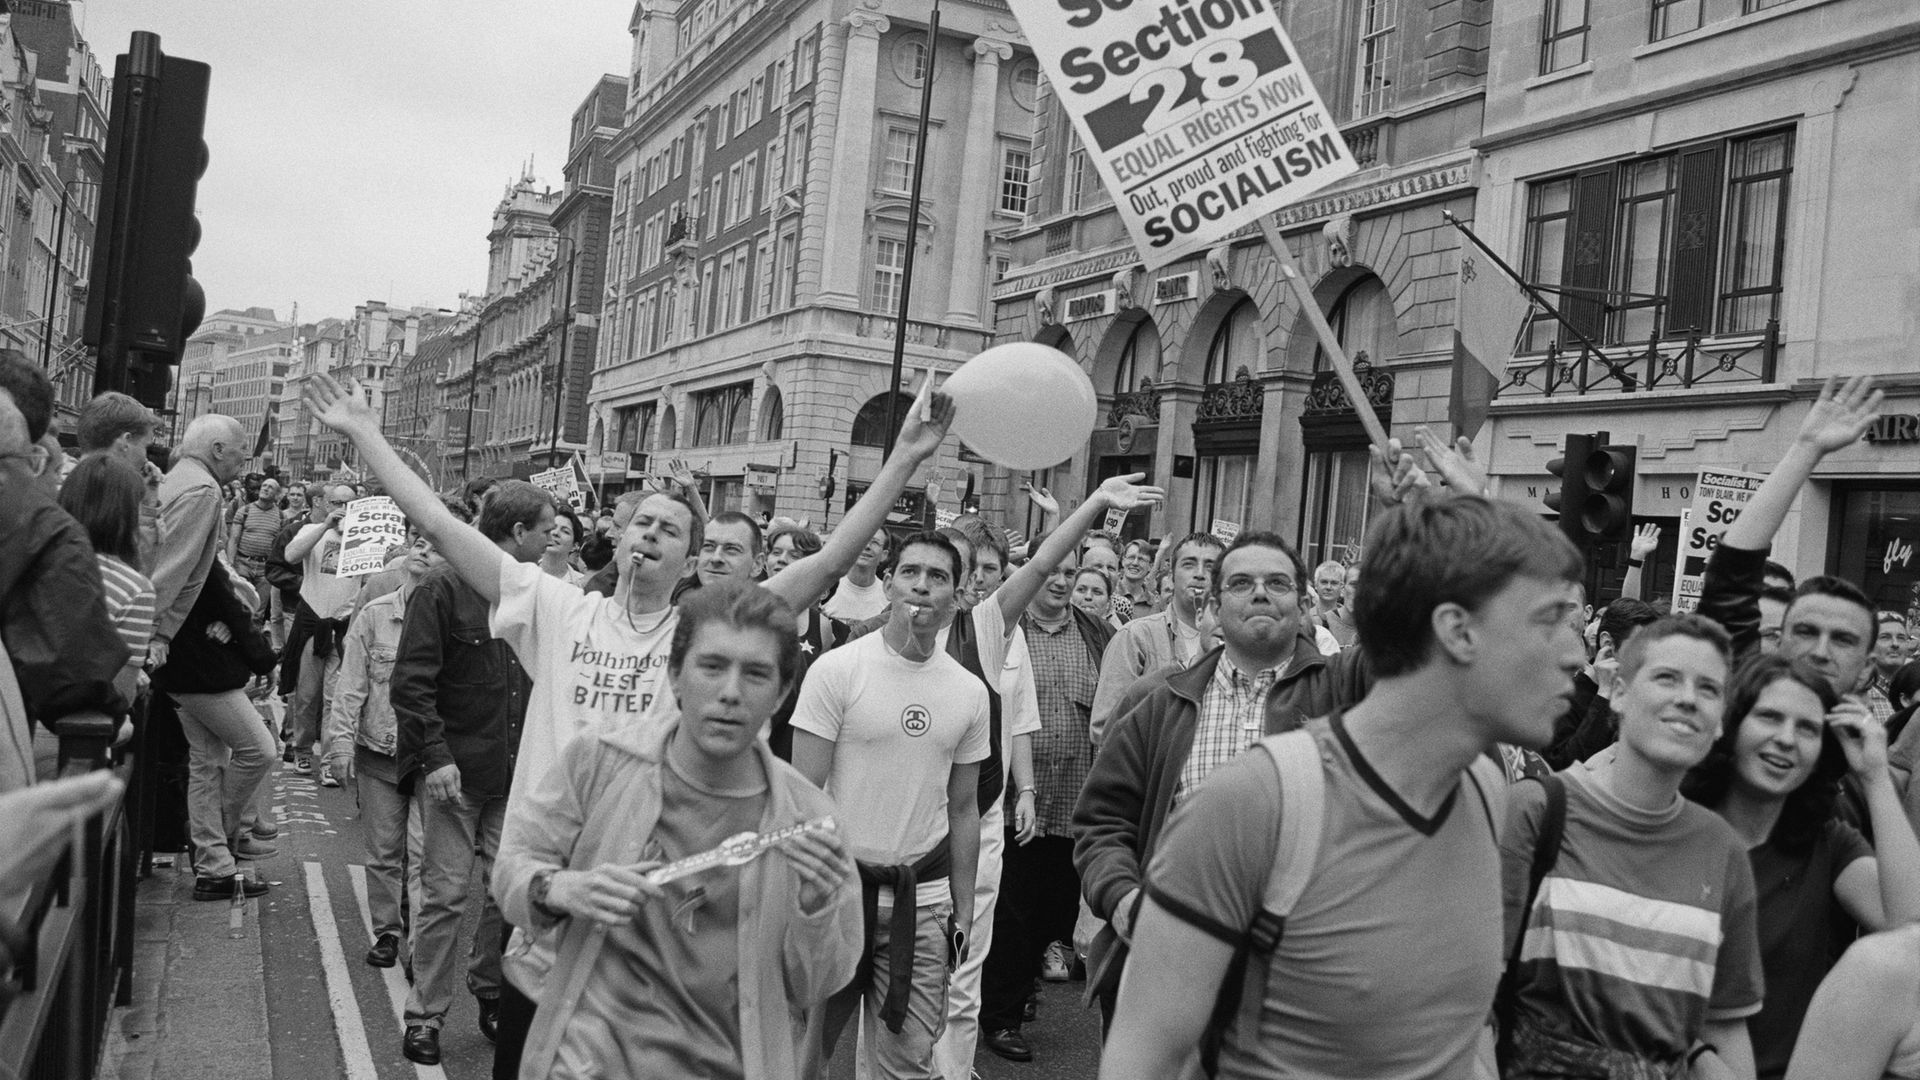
top-left (0, 712), bottom-right (140, 1080)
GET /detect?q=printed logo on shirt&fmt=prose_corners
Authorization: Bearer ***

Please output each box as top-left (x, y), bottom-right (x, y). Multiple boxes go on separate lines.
top-left (568, 643), bottom-right (670, 713)
top-left (901, 705), bottom-right (932, 737)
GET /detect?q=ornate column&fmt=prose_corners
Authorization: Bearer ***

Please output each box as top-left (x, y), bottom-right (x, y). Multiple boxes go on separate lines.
top-left (944, 37), bottom-right (1013, 326)
top-left (815, 12), bottom-right (890, 308)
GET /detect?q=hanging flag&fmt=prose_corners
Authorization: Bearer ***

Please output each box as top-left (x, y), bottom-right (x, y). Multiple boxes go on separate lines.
top-left (253, 411), bottom-right (273, 457)
top-left (1449, 248), bottom-right (1533, 439)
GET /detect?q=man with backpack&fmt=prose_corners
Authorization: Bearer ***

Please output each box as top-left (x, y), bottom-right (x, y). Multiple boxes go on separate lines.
top-left (1098, 496), bottom-right (1587, 1079)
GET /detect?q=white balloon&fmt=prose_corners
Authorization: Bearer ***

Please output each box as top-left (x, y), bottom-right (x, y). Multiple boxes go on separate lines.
top-left (942, 343), bottom-right (1097, 470)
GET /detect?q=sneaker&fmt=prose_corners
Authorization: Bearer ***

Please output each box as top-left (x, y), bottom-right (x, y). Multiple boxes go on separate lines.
top-left (1041, 940), bottom-right (1072, 982)
top-left (234, 835), bottom-right (278, 860)
top-left (294, 753), bottom-right (313, 775)
top-left (193, 874), bottom-right (269, 901)
top-left (319, 770), bottom-right (339, 788)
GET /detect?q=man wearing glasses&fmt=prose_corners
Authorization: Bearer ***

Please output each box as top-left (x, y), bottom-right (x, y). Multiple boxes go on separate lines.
top-left (1073, 530), bottom-right (1367, 1030)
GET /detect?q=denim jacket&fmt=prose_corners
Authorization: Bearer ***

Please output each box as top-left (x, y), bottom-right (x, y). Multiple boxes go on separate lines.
top-left (392, 564), bottom-right (531, 796)
top-left (324, 586), bottom-right (406, 763)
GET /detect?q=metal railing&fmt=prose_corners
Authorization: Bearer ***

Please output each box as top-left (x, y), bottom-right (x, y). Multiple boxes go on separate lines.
top-left (1498, 319), bottom-right (1780, 398)
top-left (0, 711), bottom-right (140, 1080)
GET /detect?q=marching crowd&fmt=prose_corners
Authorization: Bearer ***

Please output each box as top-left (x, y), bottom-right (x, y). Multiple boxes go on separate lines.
top-left (5, 343), bottom-right (1920, 1080)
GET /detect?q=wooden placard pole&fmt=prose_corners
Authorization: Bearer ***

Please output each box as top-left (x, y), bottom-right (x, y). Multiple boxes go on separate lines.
top-left (1256, 216), bottom-right (1392, 457)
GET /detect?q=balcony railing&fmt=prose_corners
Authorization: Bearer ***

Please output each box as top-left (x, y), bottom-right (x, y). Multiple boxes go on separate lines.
top-left (1196, 368), bottom-right (1265, 423)
top-left (1107, 382), bottom-right (1161, 427)
top-left (1303, 353), bottom-right (1395, 416)
top-left (1342, 118), bottom-right (1386, 169)
top-left (1497, 320), bottom-right (1780, 399)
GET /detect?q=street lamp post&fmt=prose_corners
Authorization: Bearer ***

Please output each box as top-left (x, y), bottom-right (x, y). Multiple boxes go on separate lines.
top-left (459, 317), bottom-right (482, 482)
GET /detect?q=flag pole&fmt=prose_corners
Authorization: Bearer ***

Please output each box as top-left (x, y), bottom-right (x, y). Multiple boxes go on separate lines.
top-left (1256, 217), bottom-right (1391, 456)
top-left (1439, 210), bottom-right (1627, 381)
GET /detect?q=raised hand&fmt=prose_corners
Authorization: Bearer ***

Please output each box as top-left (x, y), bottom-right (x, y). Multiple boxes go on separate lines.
top-left (1414, 425), bottom-right (1489, 496)
top-left (1096, 472), bottom-right (1167, 513)
top-left (665, 457), bottom-right (698, 489)
top-left (1368, 438), bottom-right (1432, 507)
top-left (1831, 700), bottom-right (1888, 780)
top-left (894, 377), bottom-right (957, 461)
top-left (1630, 523), bottom-right (1661, 561)
top-left (303, 373), bottom-right (380, 437)
top-left (1796, 376), bottom-right (1883, 454)
top-left (1022, 482), bottom-right (1059, 518)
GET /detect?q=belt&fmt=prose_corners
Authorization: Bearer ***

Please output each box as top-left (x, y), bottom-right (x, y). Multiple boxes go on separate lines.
top-left (854, 840), bottom-right (951, 1033)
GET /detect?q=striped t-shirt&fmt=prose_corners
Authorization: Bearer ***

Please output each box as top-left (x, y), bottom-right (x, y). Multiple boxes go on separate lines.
top-left (1501, 766), bottom-right (1762, 1068)
top-left (96, 555), bottom-right (156, 667)
top-left (229, 501), bottom-right (284, 560)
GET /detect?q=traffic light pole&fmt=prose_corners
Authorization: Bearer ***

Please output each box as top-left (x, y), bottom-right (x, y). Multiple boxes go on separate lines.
top-left (91, 33), bottom-right (165, 396)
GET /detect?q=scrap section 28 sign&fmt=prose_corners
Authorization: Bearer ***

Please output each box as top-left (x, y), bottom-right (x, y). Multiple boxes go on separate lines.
top-left (1011, 0), bottom-right (1358, 265)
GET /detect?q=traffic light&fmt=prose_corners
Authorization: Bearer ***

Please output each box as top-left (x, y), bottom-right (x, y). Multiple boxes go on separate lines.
top-left (1544, 433), bottom-right (1596, 546)
top-left (1581, 443), bottom-right (1637, 543)
top-left (87, 32), bottom-right (210, 407)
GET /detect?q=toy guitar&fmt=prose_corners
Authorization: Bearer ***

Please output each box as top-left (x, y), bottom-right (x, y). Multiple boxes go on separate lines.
top-left (644, 816), bottom-right (837, 887)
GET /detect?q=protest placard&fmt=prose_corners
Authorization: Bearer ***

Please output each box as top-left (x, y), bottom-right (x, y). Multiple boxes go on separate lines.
top-left (336, 496), bottom-right (407, 578)
top-left (1010, 0), bottom-right (1358, 268)
top-left (530, 466), bottom-right (582, 507)
top-left (1211, 519), bottom-right (1241, 545)
top-left (1672, 469), bottom-right (1766, 613)
top-left (1007, 0), bottom-right (1386, 453)
top-left (1104, 505), bottom-right (1130, 536)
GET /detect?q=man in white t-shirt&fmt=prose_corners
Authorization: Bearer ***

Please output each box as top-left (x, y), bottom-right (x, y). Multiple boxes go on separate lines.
top-left (302, 371), bottom-right (961, 1067)
top-left (283, 482), bottom-right (363, 772)
top-left (794, 533), bottom-right (990, 1078)
top-left (823, 530), bottom-right (890, 623)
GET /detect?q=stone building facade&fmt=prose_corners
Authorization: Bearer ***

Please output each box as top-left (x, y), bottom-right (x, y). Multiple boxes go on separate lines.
top-left (1469, 0), bottom-right (1920, 612)
top-left (989, 0), bottom-right (1493, 565)
top-left (584, 0), bottom-right (1034, 521)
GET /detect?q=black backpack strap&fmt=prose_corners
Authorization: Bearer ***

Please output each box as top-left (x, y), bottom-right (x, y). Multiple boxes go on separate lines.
top-left (1494, 772), bottom-right (1566, 1068)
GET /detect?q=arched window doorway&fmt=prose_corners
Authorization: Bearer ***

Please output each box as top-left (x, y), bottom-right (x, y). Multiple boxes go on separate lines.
top-left (760, 386), bottom-right (785, 441)
top-left (1112, 318), bottom-right (1161, 396)
top-left (1299, 274), bottom-right (1398, 569)
top-left (852, 392), bottom-right (915, 447)
top-left (660, 405), bottom-right (678, 450)
top-left (1191, 297), bottom-right (1262, 533)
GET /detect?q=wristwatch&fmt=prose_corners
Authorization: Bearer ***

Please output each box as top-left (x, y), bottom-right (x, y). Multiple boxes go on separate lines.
top-left (529, 869), bottom-right (562, 919)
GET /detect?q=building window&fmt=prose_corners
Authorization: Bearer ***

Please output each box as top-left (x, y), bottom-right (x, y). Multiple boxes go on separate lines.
top-left (999, 146), bottom-right (1031, 214)
top-left (708, 176), bottom-right (725, 235)
top-left (785, 118), bottom-right (810, 190)
top-left (794, 30), bottom-right (818, 89)
top-left (1203, 298), bottom-right (1258, 384)
top-left (1520, 129), bottom-right (1793, 349)
top-left (1193, 454), bottom-right (1255, 535)
top-left (1354, 0), bottom-right (1397, 117)
top-left (1113, 318), bottom-right (1162, 395)
top-left (693, 383), bottom-right (752, 445)
top-left (775, 228), bottom-right (800, 310)
top-left (1011, 59), bottom-right (1040, 111)
top-left (1300, 449), bottom-right (1374, 569)
top-left (1066, 147), bottom-right (1090, 212)
top-left (895, 35), bottom-right (931, 86)
top-left (871, 237), bottom-right (906, 314)
top-left (760, 386), bottom-right (785, 441)
top-left (882, 127), bottom-right (919, 193)
top-left (1540, 0), bottom-right (1589, 74)
top-left (1720, 131), bottom-right (1792, 334)
top-left (852, 392), bottom-right (915, 447)
top-left (1742, 0), bottom-right (1791, 10)
top-left (1649, 0), bottom-right (1703, 42)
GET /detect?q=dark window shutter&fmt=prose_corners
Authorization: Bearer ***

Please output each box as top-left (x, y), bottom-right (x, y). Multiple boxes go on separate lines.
top-left (1562, 166), bottom-right (1616, 347)
top-left (1664, 143), bottom-right (1725, 338)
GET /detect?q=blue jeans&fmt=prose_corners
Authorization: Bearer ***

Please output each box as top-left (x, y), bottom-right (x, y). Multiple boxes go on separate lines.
top-left (173, 689), bottom-right (276, 877)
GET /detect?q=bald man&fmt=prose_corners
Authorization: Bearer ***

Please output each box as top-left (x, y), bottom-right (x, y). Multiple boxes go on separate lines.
top-left (151, 414), bottom-right (278, 895)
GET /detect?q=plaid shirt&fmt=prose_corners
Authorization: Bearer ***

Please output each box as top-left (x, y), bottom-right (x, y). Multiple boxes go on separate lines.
top-left (1868, 682), bottom-right (1895, 725)
top-left (1024, 613), bottom-right (1101, 838)
top-left (1172, 654), bottom-right (1279, 808)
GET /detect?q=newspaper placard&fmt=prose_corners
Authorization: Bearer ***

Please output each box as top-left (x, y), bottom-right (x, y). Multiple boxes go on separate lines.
top-left (1103, 505), bottom-right (1130, 536)
top-left (336, 496), bottom-right (406, 579)
top-left (1673, 469), bottom-right (1767, 613)
top-left (530, 466), bottom-right (581, 507)
top-left (1010, 0), bottom-right (1357, 267)
top-left (1211, 518), bottom-right (1241, 545)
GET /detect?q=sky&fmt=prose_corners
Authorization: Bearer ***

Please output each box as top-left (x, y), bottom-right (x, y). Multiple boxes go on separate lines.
top-left (74, 0), bottom-right (634, 326)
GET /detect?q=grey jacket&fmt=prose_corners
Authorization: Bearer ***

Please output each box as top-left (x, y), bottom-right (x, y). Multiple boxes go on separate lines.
top-left (150, 457), bottom-right (225, 646)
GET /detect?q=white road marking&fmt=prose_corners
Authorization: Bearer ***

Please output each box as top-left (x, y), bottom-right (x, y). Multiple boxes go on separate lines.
top-left (349, 863), bottom-right (446, 1080)
top-left (304, 861), bottom-right (381, 1080)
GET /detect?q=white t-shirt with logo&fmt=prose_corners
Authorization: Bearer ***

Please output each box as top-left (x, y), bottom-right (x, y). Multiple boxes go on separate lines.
top-left (296, 523), bottom-right (361, 620)
top-left (791, 631), bottom-right (990, 906)
top-left (822, 574), bottom-right (888, 624)
top-left (492, 556), bottom-right (679, 811)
